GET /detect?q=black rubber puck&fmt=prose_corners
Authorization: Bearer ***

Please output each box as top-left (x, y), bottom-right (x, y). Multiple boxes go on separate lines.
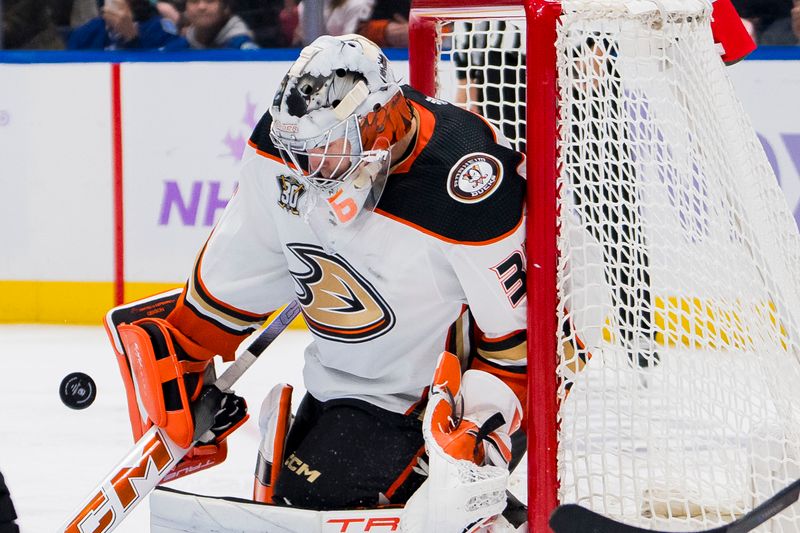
top-left (59, 372), bottom-right (97, 410)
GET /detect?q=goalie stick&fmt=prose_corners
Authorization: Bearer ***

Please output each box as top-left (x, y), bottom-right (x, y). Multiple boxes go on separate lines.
top-left (59, 300), bottom-right (302, 533)
top-left (549, 477), bottom-right (800, 533)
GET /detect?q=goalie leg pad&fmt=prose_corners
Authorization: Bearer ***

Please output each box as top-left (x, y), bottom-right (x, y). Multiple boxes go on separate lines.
top-left (105, 291), bottom-right (230, 481)
top-left (254, 383), bottom-right (294, 504)
top-left (105, 290), bottom-right (182, 441)
top-left (118, 318), bottom-right (214, 448)
top-left (151, 486), bottom-right (405, 533)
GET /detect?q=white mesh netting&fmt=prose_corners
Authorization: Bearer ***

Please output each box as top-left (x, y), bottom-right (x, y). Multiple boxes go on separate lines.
top-left (431, 1), bottom-right (800, 530)
top-left (438, 15), bottom-right (528, 152)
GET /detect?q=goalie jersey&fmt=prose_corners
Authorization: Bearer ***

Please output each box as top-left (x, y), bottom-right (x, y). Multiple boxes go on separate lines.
top-left (167, 86), bottom-right (528, 415)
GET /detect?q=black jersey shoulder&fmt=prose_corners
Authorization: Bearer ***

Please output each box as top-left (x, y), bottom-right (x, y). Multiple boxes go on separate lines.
top-left (378, 86), bottom-right (525, 244)
top-left (248, 111), bottom-right (282, 159)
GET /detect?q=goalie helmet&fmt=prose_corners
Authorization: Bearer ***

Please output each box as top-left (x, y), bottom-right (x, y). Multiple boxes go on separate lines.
top-left (269, 34), bottom-right (413, 194)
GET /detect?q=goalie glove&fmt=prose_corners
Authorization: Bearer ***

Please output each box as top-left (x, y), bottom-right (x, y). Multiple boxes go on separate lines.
top-left (433, 351), bottom-right (522, 465)
top-left (196, 389), bottom-right (249, 445)
top-left (402, 351), bottom-right (523, 533)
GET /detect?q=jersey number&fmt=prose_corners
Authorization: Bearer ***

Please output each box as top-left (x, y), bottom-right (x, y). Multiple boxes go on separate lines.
top-left (493, 251), bottom-right (526, 308)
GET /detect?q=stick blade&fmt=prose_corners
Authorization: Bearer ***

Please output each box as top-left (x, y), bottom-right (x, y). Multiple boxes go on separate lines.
top-left (549, 504), bottom-right (653, 533)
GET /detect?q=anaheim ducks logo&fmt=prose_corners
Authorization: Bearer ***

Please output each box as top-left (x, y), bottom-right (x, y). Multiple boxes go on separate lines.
top-left (287, 243), bottom-right (395, 343)
top-left (447, 153), bottom-right (503, 203)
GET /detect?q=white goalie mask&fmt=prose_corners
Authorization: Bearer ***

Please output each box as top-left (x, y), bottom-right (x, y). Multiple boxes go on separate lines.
top-left (269, 35), bottom-right (413, 240)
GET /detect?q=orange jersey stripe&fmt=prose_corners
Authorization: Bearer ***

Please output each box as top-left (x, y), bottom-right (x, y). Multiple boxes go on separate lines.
top-left (374, 208), bottom-right (523, 246)
top-left (306, 316), bottom-right (387, 336)
top-left (167, 293), bottom-right (252, 361)
top-left (192, 244), bottom-right (269, 322)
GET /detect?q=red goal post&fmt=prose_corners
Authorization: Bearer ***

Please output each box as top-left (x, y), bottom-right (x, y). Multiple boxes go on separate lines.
top-left (409, 1), bottom-right (800, 532)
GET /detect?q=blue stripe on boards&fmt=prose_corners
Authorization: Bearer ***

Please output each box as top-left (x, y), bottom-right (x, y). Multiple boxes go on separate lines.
top-left (0, 48), bottom-right (410, 64)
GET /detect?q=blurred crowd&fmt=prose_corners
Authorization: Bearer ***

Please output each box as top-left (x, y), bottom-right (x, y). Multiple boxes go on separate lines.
top-left (733, 0), bottom-right (799, 46)
top-left (0, 0), bottom-right (411, 50)
top-left (1, 0), bottom-right (797, 51)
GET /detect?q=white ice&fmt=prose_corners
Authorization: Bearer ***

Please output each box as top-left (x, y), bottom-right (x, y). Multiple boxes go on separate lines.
top-left (0, 324), bottom-right (312, 533)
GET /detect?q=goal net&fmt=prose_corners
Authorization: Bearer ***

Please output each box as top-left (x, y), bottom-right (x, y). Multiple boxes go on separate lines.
top-left (409, 1), bottom-right (800, 531)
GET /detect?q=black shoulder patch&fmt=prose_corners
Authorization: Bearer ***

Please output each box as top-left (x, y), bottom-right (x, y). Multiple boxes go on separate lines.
top-left (248, 111), bottom-right (282, 158)
top-left (379, 88), bottom-right (525, 243)
top-left (447, 152), bottom-right (504, 204)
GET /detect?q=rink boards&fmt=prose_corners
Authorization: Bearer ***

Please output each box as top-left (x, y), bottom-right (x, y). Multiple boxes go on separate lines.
top-left (0, 50), bottom-right (799, 324)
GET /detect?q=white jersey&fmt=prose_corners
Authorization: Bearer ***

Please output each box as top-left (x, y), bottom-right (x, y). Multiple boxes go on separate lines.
top-left (169, 87), bottom-right (527, 414)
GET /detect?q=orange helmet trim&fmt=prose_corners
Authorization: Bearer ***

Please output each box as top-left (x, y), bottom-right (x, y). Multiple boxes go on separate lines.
top-left (359, 91), bottom-right (414, 151)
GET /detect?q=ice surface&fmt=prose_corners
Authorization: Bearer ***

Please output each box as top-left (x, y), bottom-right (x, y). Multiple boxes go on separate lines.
top-left (0, 324), bottom-right (311, 533)
top-left (0, 324), bottom-right (529, 532)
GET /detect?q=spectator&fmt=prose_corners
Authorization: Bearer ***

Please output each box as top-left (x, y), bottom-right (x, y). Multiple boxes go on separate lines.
top-left (2, 0), bottom-right (65, 49)
top-left (49, 0), bottom-right (98, 37)
top-left (277, 0), bottom-right (298, 45)
top-left (356, 0), bottom-right (409, 47)
top-left (759, 0), bottom-right (800, 45)
top-left (283, 0), bottom-right (373, 46)
top-left (67, 0), bottom-right (181, 49)
top-left (226, 0), bottom-right (287, 47)
top-left (794, 0), bottom-right (800, 42)
top-left (155, 0), bottom-right (187, 32)
top-left (733, 0), bottom-right (799, 45)
top-left (163, 0), bottom-right (258, 49)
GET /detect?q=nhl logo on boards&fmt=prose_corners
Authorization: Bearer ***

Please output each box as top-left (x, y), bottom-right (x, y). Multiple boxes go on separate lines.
top-left (447, 153), bottom-right (503, 203)
top-left (277, 174), bottom-right (306, 215)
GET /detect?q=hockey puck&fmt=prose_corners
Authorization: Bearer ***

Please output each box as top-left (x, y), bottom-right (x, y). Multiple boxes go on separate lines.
top-left (59, 372), bottom-right (97, 410)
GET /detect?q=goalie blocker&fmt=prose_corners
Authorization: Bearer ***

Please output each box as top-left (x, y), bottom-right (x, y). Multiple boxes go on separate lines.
top-left (104, 290), bottom-right (249, 481)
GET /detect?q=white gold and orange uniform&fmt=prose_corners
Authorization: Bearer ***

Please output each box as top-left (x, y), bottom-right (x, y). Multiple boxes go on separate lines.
top-left (167, 86), bottom-right (528, 417)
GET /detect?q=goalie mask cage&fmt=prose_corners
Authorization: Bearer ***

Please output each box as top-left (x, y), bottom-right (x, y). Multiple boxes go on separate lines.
top-left (409, 0), bottom-right (800, 531)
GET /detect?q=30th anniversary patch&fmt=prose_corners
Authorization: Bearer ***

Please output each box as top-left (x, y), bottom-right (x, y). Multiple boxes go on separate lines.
top-left (447, 153), bottom-right (503, 203)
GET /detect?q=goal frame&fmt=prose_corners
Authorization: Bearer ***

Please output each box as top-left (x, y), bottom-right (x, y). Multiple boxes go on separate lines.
top-left (408, 1), bottom-right (562, 530)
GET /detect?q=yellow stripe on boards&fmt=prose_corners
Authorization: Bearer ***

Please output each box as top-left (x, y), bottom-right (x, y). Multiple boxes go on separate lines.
top-left (0, 280), bottom-right (114, 324)
top-left (0, 281), bottom-right (308, 330)
top-left (598, 295), bottom-right (788, 352)
top-left (654, 295), bottom-right (787, 351)
top-left (124, 282), bottom-right (185, 305)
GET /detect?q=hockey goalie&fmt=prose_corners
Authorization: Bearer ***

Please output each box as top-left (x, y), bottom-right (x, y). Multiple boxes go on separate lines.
top-left (105, 34), bottom-right (529, 532)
